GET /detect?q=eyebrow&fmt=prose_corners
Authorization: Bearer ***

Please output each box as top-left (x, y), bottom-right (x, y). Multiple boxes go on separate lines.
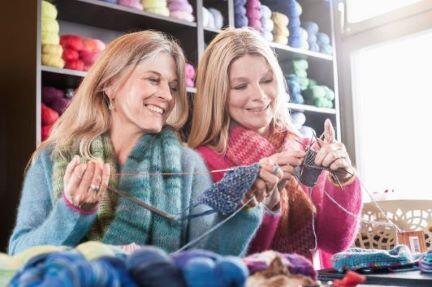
top-left (230, 69), bottom-right (273, 82)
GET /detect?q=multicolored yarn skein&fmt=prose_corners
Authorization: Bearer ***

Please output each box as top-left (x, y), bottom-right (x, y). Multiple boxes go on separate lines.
top-left (41, 1), bottom-right (64, 68)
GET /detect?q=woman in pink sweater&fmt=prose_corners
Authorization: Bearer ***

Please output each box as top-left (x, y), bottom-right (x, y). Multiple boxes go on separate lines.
top-left (188, 28), bottom-right (362, 265)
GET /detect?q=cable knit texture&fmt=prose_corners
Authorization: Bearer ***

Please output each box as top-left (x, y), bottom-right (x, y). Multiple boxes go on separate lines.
top-left (8, 128), bottom-right (263, 256)
top-left (197, 125), bottom-right (362, 263)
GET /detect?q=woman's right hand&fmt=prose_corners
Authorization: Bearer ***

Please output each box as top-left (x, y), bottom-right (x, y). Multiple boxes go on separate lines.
top-left (63, 155), bottom-right (111, 211)
top-left (271, 149), bottom-right (306, 182)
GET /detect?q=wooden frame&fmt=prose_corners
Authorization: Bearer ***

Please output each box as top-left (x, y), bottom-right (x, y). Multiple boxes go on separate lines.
top-left (397, 231), bottom-right (428, 253)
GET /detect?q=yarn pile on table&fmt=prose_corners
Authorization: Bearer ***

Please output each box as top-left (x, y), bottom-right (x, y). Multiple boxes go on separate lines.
top-left (60, 35), bottom-right (106, 71)
top-left (41, 1), bottom-right (64, 69)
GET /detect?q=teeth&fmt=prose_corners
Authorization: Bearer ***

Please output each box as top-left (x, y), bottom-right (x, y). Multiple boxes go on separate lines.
top-left (146, 105), bottom-right (164, 114)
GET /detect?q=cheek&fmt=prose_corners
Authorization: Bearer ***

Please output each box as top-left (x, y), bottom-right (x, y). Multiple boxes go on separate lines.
top-left (228, 90), bottom-right (249, 112)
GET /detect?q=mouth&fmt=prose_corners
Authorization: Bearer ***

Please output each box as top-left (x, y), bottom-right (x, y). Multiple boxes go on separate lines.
top-left (246, 104), bottom-right (270, 113)
top-left (144, 104), bottom-right (165, 115)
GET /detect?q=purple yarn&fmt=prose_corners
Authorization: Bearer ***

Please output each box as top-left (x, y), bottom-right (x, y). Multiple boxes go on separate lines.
top-left (282, 253), bottom-right (317, 280)
top-left (98, 0), bottom-right (117, 3)
top-left (288, 36), bottom-right (302, 48)
top-left (50, 97), bottom-right (71, 114)
top-left (235, 5), bottom-right (246, 15)
top-left (234, 0), bottom-right (247, 6)
top-left (288, 17), bottom-right (301, 29)
top-left (42, 86), bottom-right (65, 106)
top-left (168, 1), bottom-right (193, 13)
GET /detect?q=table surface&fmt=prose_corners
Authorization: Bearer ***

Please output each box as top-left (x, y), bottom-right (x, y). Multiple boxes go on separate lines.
top-left (318, 269), bottom-right (432, 286)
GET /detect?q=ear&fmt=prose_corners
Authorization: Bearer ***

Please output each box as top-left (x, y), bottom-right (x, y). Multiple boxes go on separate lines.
top-left (104, 85), bottom-right (115, 101)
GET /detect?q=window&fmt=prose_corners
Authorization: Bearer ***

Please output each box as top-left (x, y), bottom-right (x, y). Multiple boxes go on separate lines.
top-left (346, 0), bottom-right (422, 23)
top-left (351, 29), bottom-right (432, 200)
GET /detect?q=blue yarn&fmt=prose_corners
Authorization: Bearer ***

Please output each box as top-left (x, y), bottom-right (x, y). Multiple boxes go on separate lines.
top-left (235, 5), bottom-right (246, 15)
top-left (234, 0), bottom-right (247, 6)
top-left (317, 32), bottom-right (330, 45)
top-left (332, 245), bottom-right (416, 272)
top-left (308, 42), bottom-right (320, 52)
top-left (319, 43), bottom-right (333, 55)
top-left (172, 249), bottom-right (221, 268)
top-left (183, 257), bottom-right (218, 287)
top-left (307, 34), bottom-right (317, 43)
top-left (127, 246), bottom-right (185, 287)
top-left (10, 251), bottom-right (137, 287)
top-left (303, 21), bottom-right (319, 35)
top-left (235, 14), bottom-right (248, 28)
top-left (188, 164), bottom-right (260, 217)
top-left (289, 27), bottom-right (302, 38)
top-left (214, 256), bottom-right (249, 287)
top-left (288, 17), bottom-right (301, 29)
top-left (98, 0), bottom-right (117, 3)
top-left (288, 36), bottom-right (302, 48)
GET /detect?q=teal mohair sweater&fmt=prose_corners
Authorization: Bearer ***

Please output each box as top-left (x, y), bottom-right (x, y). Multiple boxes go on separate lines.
top-left (8, 135), bottom-right (263, 256)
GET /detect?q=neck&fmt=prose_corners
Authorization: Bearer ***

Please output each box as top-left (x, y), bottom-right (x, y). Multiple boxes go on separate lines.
top-left (110, 121), bottom-right (143, 166)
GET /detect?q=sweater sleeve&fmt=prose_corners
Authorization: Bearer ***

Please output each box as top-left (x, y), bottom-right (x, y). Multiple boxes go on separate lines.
top-left (185, 148), bottom-right (263, 256)
top-left (313, 172), bottom-right (362, 254)
top-left (8, 150), bottom-right (97, 255)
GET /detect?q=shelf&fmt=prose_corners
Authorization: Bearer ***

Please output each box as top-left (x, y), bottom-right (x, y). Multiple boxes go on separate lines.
top-left (271, 42), bottom-right (333, 62)
top-left (204, 27), bottom-right (221, 34)
top-left (56, 0), bottom-right (197, 33)
top-left (287, 103), bottom-right (336, 114)
top-left (41, 66), bottom-right (197, 93)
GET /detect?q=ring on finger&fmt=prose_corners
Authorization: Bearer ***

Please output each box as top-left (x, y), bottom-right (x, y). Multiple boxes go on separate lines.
top-left (272, 165), bottom-right (282, 176)
top-left (90, 184), bottom-right (100, 192)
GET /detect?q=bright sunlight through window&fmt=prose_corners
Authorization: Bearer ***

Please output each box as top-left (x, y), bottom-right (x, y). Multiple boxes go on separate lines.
top-left (347, 0), bottom-right (422, 23)
top-left (352, 29), bottom-right (432, 200)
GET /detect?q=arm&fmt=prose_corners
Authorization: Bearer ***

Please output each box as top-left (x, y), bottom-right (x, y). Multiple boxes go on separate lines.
top-left (8, 150), bottom-right (96, 255)
top-left (313, 172), bottom-right (362, 254)
top-left (185, 148), bottom-right (264, 256)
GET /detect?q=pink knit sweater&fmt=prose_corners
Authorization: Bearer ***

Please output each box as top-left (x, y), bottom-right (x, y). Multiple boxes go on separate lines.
top-left (196, 128), bottom-right (362, 265)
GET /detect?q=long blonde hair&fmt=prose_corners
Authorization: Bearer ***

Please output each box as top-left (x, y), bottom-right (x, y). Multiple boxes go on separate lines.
top-left (34, 30), bottom-right (187, 162)
top-left (188, 27), bottom-right (295, 153)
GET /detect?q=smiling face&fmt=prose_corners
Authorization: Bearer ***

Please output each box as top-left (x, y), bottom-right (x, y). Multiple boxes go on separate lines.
top-left (108, 52), bottom-right (179, 135)
top-left (228, 54), bottom-right (277, 135)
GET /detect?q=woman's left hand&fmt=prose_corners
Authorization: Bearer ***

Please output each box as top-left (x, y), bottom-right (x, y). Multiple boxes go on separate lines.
top-left (315, 119), bottom-right (355, 183)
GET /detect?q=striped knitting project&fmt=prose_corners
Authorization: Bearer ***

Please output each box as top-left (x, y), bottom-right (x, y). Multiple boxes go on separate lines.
top-left (331, 245), bottom-right (416, 272)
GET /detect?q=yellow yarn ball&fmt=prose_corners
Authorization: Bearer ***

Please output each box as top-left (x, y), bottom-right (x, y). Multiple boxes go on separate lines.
top-left (11, 245), bottom-right (66, 269)
top-left (41, 0), bottom-right (58, 19)
top-left (41, 31), bottom-right (60, 45)
top-left (42, 44), bottom-right (63, 56)
top-left (41, 17), bottom-right (60, 33)
top-left (145, 7), bottom-right (170, 16)
top-left (142, 0), bottom-right (167, 9)
top-left (273, 36), bottom-right (288, 45)
top-left (272, 12), bottom-right (289, 27)
top-left (75, 241), bottom-right (117, 261)
top-left (42, 54), bottom-right (65, 68)
top-left (272, 26), bottom-right (289, 37)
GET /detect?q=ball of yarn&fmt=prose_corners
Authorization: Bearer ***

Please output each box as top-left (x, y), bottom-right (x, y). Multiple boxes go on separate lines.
top-left (42, 44), bottom-right (63, 56)
top-left (65, 59), bottom-right (85, 71)
top-left (146, 6), bottom-right (170, 16)
top-left (208, 8), bottom-right (223, 29)
top-left (75, 241), bottom-right (117, 261)
top-left (118, 0), bottom-right (143, 10)
top-left (235, 5), bottom-right (246, 15)
top-left (42, 86), bottom-right (65, 105)
top-left (99, 0), bottom-right (117, 3)
top-left (60, 35), bottom-right (84, 51)
top-left (288, 17), bottom-right (301, 29)
top-left (79, 50), bottom-right (100, 65)
top-left (214, 256), bottom-right (249, 287)
top-left (171, 249), bottom-right (220, 268)
top-left (235, 14), bottom-right (248, 28)
top-left (41, 0), bottom-right (58, 19)
top-left (183, 257), bottom-right (218, 287)
top-left (168, 0), bottom-right (193, 14)
top-left (234, 0), bottom-right (247, 6)
top-left (299, 126), bottom-right (315, 138)
top-left (303, 21), bottom-right (319, 35)
top-left (170, 10), bottom-right (195, 22)
top-left (41, 17), bottom-right (60, 33)
top-left (290, 112), bottom-right (306, 129)
top-left (127, 246), bottom-right (185, 287)
top-left (142, 0), bottom-right (167, 9)
top-left (42, 103), bottom-right (59, 125)
top-left (273, 35), bottom-right (288, 45)
top-left (261, 17), bottom-right (274, 31)
top-left (41, 31), bottom-right (60, 45)
top-left (41, 54), bottom-right (65, 68)
top-left (62, 48), bottom-right (80, 61)
top-left (202, 7), bottom-right (212, 28)
top-left (271, 12), bottom-right (288, 27)
top-left (82, 38), bottom-right (105, 53)
top-left (419, 250), bottom-right (432, 273)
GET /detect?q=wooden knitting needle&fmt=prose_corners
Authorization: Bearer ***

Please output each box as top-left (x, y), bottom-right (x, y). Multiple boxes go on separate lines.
top-left (107, 186), bottom-right (178, 221)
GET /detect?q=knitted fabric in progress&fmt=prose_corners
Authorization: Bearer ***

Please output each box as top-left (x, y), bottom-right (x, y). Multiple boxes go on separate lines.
top-left (332, 245), bottom-right (416, 272)
top-left (189, 164), bottom-right (260, 217)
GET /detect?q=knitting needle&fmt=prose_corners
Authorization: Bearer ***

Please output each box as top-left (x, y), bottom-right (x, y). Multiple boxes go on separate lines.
top-left (107, 186), bottom-right (178, 221)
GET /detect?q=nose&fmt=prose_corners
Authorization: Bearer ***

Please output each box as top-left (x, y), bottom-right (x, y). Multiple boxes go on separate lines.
top-left (251, 83), bottom-right (268, 102)
top-left (158, 80), bottom-right (173, 102)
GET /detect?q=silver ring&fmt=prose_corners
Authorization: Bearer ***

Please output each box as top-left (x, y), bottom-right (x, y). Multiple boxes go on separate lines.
top-left (272, 165), bottom-right (282, 176)
top-left (90, 184), bottom-right (99, 192)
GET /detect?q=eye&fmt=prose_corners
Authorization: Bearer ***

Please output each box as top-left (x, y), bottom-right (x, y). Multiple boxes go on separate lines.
top-left (169, 84), bottom-right (178, 92)
top-left (233, 83), bottom-right (247, 90)
top-left (148, 77), bottom-right (160, 85)
top-left (261, 77), bottom-right (273, 84)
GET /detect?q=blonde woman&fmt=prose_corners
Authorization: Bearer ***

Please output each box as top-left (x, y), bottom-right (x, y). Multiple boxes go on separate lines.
top-left (189, 28), bottom-right (362, 265)
top-left (8, 31), bottom-right (271, 256)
